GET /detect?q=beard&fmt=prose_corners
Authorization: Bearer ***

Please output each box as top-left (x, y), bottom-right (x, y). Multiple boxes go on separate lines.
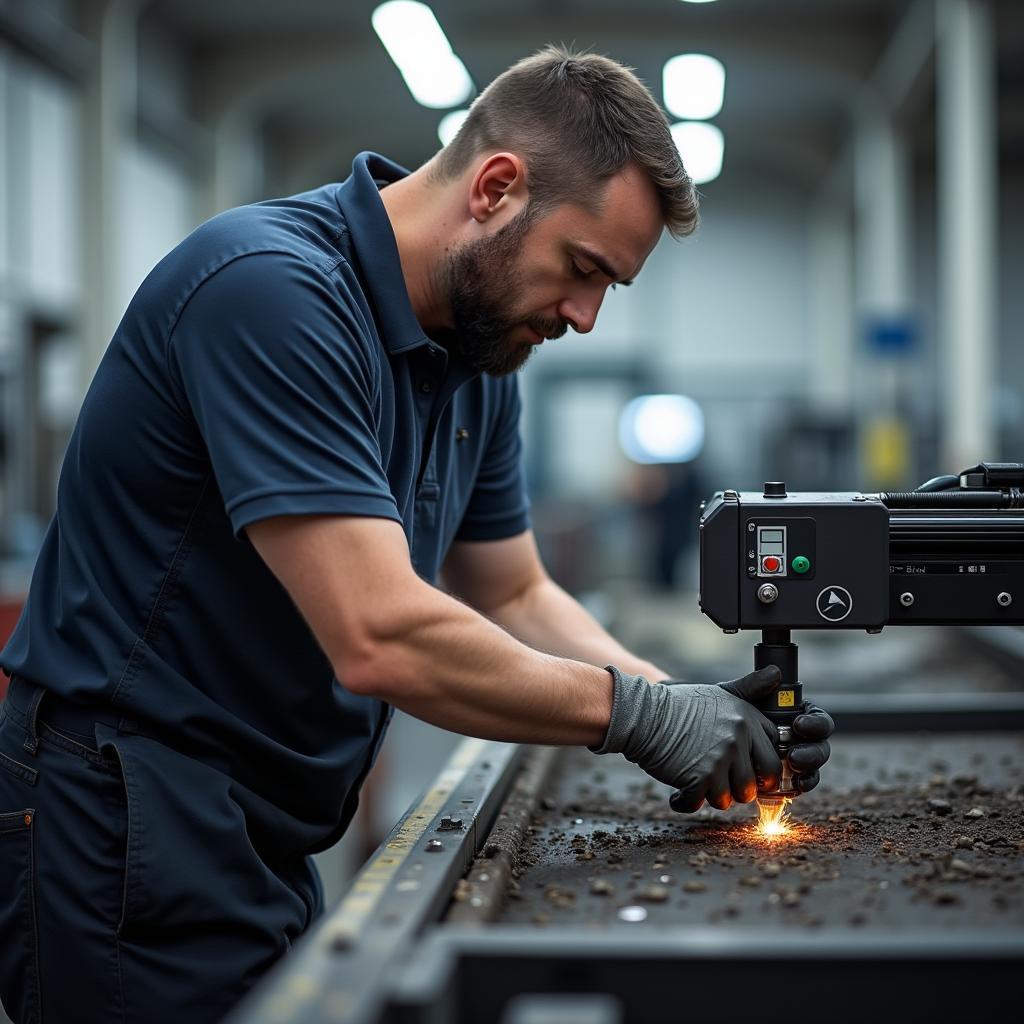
top-left (438, 209), bottom-right (567, 377)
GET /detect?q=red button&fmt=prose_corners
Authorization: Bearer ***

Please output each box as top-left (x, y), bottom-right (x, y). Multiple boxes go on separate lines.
top-left (762, 556), bottom-right (781, 573)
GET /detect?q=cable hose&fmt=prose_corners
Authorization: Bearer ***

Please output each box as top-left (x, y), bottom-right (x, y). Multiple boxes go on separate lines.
top-left (915, 474), bottom-right (959, 492)
top-left (881, 489), bottom-right (1024, 508)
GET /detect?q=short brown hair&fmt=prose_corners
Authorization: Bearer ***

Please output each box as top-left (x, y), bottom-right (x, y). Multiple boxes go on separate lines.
top-left (432, 45), bottom-right (699, 239)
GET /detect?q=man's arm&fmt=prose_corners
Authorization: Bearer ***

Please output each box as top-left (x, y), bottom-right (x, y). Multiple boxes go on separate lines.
top-left (247, 514), bottom-right (828, 811)
top-left (247, 514), bottom-right (614, 746)
top-left (442, 530), bottom-right (668, 680)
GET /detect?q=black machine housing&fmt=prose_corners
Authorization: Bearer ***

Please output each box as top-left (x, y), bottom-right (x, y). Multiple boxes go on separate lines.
top-left (699, 463), bottom-right (1024, 802)
top-left (699, 463), bottom-right (1024, 633)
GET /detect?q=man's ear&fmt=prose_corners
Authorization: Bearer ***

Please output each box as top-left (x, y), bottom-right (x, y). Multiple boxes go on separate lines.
top-left (467, 152), bottom-right (527, 223)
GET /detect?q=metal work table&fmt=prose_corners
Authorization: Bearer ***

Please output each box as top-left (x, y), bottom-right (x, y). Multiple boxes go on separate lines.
top-left (474, 738), bottom-right (1024, 932)
top-left (230, 630), bottom-right (1024, 1024)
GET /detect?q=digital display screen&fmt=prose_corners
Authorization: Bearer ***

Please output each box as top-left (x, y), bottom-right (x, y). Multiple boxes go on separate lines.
top-left (758, 527), bottom-right (786, 557)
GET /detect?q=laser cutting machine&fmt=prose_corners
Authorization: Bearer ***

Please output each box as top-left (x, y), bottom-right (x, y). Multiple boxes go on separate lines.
top-left (233, 462), bottom-right (1024, 1024)
top-left (698, 462), bottom-right (1024, 803)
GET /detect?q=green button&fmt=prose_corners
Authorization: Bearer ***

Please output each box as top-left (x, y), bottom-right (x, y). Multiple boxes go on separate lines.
top-left (792, 556), bottom-right (810, 574)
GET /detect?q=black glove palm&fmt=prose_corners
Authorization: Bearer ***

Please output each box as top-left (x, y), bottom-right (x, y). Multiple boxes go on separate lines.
top-left (783, 698), bottom-right (833, 794)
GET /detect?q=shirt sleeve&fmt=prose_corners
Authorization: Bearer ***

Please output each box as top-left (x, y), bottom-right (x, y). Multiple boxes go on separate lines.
top-left (167, 251), bottom-right (401, 538)
top-left (455, 376), bottom-right (531, 542)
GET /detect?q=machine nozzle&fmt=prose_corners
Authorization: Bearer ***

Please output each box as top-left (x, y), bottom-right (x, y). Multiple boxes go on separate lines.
top-left (754, 630), bottom-right (803, 803)
top-left (756, 722), bottom-right (799, 803)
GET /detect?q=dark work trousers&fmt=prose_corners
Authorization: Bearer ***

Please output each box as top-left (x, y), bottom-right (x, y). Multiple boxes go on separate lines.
top-left (0, 678), bottom-right (323, 1023)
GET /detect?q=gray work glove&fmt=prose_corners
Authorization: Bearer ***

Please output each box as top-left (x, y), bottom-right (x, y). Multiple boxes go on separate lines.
top-left (662, 681), bottom-right (834, 797)
top-left (590, 665), bottom-right (785, 812)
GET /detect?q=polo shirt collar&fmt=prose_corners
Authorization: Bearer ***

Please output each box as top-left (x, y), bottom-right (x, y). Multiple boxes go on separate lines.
top-left (335, 151), bottom-right (431, 356)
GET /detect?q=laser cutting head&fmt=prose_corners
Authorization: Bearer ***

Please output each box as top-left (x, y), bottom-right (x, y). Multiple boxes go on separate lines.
top-left (752, 634), bottom-right (804, 802)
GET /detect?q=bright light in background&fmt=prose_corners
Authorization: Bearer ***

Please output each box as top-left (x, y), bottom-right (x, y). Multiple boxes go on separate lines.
top-left (671, 121), bottom-right (724, 185)
top-left (663, 54), bottom-right (726, 120)
top-left (438, 108), bottom-right (469, 146)
top-left (372, 2), bottom-right (473, 109)
top-left (679, 1), bottom-right (719, 4)
top-left (618, 395), bottom-right (705, 464)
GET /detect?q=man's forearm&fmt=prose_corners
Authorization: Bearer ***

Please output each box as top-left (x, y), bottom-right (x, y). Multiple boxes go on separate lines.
top-left (249, 515), bottom-right (619, 748)
top-left (485, 576), bottom-right (667, 680)
top-left (343, 578), bottom-right (615, 746)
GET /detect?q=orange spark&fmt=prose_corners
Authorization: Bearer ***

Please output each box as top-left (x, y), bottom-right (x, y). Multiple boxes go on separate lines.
top-left (746, 798), bottom-right (810, 845)
top-left (758, 798), bottom-right (791, 837)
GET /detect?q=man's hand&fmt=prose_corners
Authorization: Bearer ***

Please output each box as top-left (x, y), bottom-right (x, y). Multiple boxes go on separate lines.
top-left (787, 701), bottom-right (834, 794)
top-left (660, 672), bottom-right (834, 802)
top-left (591, 665), bottom-right (788, 812)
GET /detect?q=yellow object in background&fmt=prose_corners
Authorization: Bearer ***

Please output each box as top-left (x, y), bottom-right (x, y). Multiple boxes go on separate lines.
top-left (863, 416), bottom-right (910, 488)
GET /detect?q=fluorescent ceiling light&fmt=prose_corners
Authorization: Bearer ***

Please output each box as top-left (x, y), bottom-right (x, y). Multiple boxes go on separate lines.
top-left (619, 395), bottom-right (705, 465)
top-left (663, 53), bottom-right (725, 120)
top-left (372, 2), bottom-right (473, 109)
top-left (670, 121), bottom-right (724, 185)
top-left (438, 109), bottom-right (469, 146)
top-left (679, 1), bottom-right (720, 5)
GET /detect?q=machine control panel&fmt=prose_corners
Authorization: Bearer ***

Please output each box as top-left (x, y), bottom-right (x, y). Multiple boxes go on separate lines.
top-left (748, 518), bottom-right (817, 582)
top-left (757, 527), bottom-right (786, 576)
top-left (699, 471), bottom-right (1024, 632)
top-left (700, 491), bottom-right (889, 630)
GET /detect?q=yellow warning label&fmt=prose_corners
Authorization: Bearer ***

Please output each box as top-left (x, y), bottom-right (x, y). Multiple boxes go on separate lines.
top-left (778, 690), bottom-right (795, 707)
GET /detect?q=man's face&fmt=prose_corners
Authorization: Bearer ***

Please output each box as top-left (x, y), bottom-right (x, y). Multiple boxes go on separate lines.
top-left (440, 162), bottom-right (664, 376)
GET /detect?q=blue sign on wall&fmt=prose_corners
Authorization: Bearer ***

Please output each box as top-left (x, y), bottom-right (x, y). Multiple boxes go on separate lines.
top-left (864, 315), bottom-right (918, 355)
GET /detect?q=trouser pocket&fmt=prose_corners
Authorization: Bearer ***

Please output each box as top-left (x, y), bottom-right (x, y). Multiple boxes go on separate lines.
top-left (94, 724), bottom-right (307, 938)
top-left (0, 808), bottom-right (41, 1024)
top-left (93, 723), bottom-right (312, 1022)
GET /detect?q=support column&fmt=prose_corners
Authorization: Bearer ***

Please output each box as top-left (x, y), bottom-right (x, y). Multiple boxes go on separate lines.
top-left (2, 53), bottom-right (39, 547)
top-left (202, 105), bottom-right (264, 220)
top-left (0, 47), bottom-right (20, 551)
top-left (937, 0), bottom-right (998, 470)
top-left (854, 101), bottom-right (912, 323)
top-left (79, 0), bottom-right (138, 383)
top-left (851, 99), bottom-right (917, 487)
top-left (808, 194), bottom-right (854, 414)
top-left (853, 97), bottom-right (915, 485)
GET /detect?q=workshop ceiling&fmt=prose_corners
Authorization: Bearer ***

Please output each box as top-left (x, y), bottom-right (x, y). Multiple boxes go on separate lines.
top-left (144, 0), bottom-right (1024, 191)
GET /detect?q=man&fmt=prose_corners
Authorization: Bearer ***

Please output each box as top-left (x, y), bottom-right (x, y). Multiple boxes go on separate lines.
top-left (0, 47), bottom-right (832, 1023)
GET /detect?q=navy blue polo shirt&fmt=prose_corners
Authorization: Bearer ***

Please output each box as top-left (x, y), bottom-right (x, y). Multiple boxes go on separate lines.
top-left (0, 152), bottom-right (530, 856)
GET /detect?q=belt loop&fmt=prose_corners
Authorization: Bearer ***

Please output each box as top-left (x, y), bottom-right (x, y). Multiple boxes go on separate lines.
top-left (22, 685), bottom-right (45, 756)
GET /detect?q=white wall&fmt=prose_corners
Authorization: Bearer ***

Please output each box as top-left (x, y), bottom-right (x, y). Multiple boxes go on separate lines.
top-left (524, 173), bottom-right (812, 495)
top-left (23, 62), bottom-right (80, 316)
top-left (642, 181), bottom-right (810, 380)
top-left (0, 30), bottom-right (201, 540)
top-left (0, 52), bottom-right (81, 317)
top-left (534, 175), bottom-right (809, 379)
